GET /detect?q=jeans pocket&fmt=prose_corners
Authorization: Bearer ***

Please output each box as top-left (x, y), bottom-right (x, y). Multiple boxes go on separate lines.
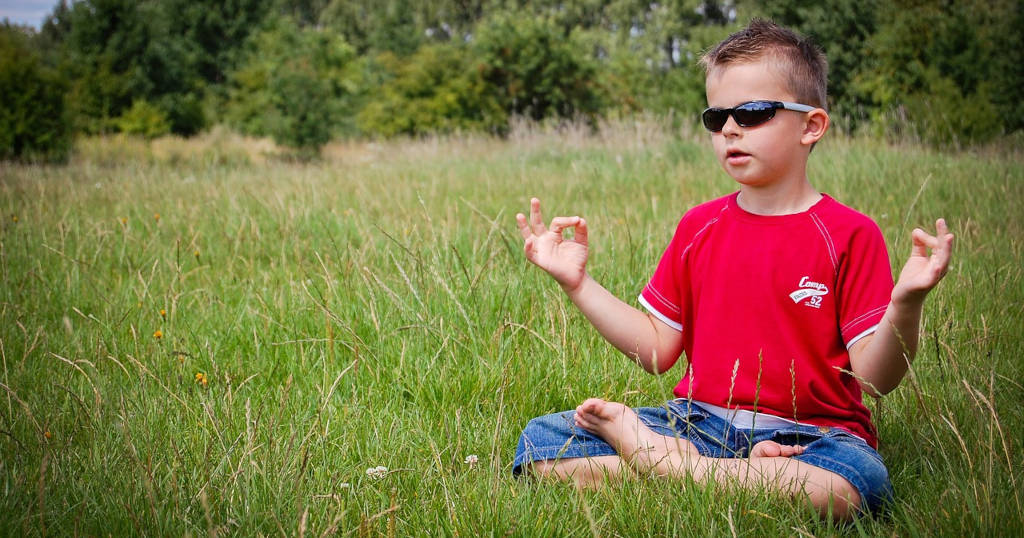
top-left (667, 399), bottom-right (710, 425)
top-left (771, 428), bottom-right (824, 447)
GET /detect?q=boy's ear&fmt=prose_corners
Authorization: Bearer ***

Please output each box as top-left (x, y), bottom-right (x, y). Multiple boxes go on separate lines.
top-left (801, 109), bottom-right (830, 146)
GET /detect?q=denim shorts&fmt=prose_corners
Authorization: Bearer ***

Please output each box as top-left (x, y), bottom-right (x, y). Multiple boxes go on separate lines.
top-left (513, 399), bottom-right (894, 514)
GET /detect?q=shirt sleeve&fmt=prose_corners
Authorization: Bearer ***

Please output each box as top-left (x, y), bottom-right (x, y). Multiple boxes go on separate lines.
top-left (837, 221), bottom-right (894, 348)
top-left (638, 218), bottom-right (687, 332)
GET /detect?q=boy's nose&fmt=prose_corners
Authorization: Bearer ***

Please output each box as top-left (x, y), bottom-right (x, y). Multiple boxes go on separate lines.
top-left (720, 115), bottom-right (742, 136)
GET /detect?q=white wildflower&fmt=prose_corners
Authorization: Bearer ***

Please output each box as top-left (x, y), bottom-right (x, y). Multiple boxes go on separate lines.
top-left (366, 465), bottom-right (388, 479)
top-left (464, 454), bottom-right (479, 466)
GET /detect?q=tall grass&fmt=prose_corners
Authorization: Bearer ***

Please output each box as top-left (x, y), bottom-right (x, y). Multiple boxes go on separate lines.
top-left (1, 120), bottom-right (1022, 535)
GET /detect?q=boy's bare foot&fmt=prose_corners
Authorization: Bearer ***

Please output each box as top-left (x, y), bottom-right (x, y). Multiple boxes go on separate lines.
top-left (750, 440), bottom-right (805, 458)
top-left (574, 398), bottom-right (643, 454)
top-left (574, 398), bottom-right (696, 473)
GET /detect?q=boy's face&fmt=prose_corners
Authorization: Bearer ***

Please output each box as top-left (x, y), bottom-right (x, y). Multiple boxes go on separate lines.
top-left (704, 60), bottom-right (824, 189)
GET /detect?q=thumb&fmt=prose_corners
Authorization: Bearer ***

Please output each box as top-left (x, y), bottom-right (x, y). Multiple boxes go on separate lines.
top-left (523, 236), bottom-right (535, 258)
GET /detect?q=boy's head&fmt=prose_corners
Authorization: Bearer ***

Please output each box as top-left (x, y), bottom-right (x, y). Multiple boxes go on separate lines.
top-left (699, 20), bottom-right (831, 190)
top-left (700, 19), bottom-right (828, 111)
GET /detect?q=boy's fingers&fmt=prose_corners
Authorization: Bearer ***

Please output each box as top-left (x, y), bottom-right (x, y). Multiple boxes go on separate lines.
top-left (529, 197), bottom-right (546, 235)
top-left (934, 218), bottom-right (955, 261)
top-left (932, 233), bottom-right (954, 277)
top-left (516, 213), bottom-right (531, 240)
top-left (910, 228), bottom-right (937, 257)
top-left (549, 216), bottom-right (580, 235)
top-left (575, 218), bottom-right (589, 247)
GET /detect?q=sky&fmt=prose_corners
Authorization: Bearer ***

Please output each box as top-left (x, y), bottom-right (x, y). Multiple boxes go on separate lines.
top-left (0, 0), bottom-right (58, 29)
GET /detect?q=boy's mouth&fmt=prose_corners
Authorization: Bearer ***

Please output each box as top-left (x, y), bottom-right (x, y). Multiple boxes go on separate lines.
top-left (726, 148), bottom-right (751, 163)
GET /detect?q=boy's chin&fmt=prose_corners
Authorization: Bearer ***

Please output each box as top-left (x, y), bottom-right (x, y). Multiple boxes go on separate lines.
top-left (721, 167), bottom-right (763, 186)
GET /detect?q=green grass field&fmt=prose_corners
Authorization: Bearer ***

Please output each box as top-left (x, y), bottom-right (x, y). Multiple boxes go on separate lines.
top-left (1, 122), bottom-right (1022, 536)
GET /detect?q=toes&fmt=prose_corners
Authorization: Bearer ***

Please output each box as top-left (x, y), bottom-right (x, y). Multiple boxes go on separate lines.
top-left (577, 398), bottom-right (606, 417)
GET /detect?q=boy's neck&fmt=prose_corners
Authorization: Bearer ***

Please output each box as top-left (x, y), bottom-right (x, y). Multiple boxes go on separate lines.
top-left (736, 180), bottom-right (822, 216)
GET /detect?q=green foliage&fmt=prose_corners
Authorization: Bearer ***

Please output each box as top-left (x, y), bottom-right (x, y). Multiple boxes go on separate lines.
top-left (113, 99), bottom-right (171, 138)
top-left (51, 0), bottom-right (275, 136)
top-left (849, 0), bottom-right (1006, 145)
top-left (891, 70), bottom-right (1001, 147)
top-left (758, 0), bottom-right (1021, 144)
top-left (595, 23), bottom-right (730, 121)
top-left (357, 45), bottom-right (504, 137)
top-left (320, 0), bottom-right (481, 55)
top-left (473, 11), bottom-right (603, 128)
top-left (15, 0), bottom-right (1022, 146)
top-left (58, 0), bottom-right (151, 133)
top-left (226, 16), bottom-right (357, 153)
top-left (0, 25), bottom-right (71, 161)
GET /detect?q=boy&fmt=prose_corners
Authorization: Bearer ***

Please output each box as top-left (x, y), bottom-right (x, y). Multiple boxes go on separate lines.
top-left (511, 19), bottom-right (954, 519)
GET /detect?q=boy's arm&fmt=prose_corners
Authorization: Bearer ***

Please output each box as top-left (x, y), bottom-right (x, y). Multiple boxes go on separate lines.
top-left (516, 198), bottom-right (684, 374)
top-left (849, 219), bottom-right (954, 396)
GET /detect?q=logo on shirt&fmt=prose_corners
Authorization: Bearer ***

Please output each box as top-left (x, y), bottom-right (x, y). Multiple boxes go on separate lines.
top-left (789, 276), bottom-right (828, 308)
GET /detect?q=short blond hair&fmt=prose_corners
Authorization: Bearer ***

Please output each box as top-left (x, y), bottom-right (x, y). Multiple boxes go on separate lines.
top-left (700, 19), bottom-right (828, 110)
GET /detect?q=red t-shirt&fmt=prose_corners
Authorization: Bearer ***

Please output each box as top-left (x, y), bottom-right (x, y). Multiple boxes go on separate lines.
top-left (639, 192), bottom-right (893, 447)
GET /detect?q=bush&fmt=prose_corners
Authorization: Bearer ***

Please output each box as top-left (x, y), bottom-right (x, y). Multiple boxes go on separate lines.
top-left (357, 45), bottom-right (504, 137)
top-left (0, 25), bottom-right (71, 161)
top-left (900, 73), bottom-right (1000, 147)
top-left (850, 0), bottom-right (1011, 145)
top-left (113, 99), bottom-right (171, 138)
top-left (472, 12), bottom-right (603, 129)
top-left (225, 16), bottom-right (357, 154)
top-left (159, 92), bottom-right (207, 137)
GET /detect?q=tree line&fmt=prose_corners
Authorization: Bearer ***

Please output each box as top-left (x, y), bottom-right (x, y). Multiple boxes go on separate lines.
top-left (2, 0), bottom-right (1020, 160)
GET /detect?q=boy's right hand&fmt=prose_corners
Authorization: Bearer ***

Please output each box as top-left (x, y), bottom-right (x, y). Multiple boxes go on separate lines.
top-left (516, 198), bottom-right (589, 293)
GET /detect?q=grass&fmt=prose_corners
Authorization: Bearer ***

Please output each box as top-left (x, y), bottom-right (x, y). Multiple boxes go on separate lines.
top-left (1, 120), bottom-right (1022, 536)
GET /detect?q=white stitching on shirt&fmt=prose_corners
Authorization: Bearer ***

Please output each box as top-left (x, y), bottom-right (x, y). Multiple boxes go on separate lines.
top-left (842, 304), bottom-right (888, 333)
top-left (680, 206), bottom-right (726, 259)
top-left (809, 212), bottom-right (839, 272)
top-left (646, 205), bottom-right (727, 321)
top-left (644, 284), bottom-right (680, 314)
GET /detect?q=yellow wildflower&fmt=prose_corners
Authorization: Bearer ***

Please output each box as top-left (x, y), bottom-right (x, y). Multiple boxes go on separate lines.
top-left (153, 329), bottom-right (163, 340)
top-left (44, 431), bottom-right (52, 439)
top-left (11, 215), bottom-right (18, 223)
top-left (154, 213), bottom-right (160, 221)
top-left (160, 309), bottom-right (166, 318)
top-left (195, 372), bottom-right (208, 386)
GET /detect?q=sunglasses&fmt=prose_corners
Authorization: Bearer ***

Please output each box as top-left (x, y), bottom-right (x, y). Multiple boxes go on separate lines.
top-left (701, 100), bottom-right (816, 132)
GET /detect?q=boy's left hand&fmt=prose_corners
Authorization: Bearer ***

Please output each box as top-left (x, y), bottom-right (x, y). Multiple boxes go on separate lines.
top-left (892, 218), bottom-right (954, 305)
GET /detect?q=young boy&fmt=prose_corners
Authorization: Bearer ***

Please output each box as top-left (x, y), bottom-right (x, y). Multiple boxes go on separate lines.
top-left (511, 19), bottom-right (954, 519)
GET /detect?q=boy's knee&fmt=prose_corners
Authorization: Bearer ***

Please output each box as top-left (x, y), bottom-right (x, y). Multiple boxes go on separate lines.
top-left (526, 459), bottom-right (558, 478)
top-left (809, 477), bottom-right (862, 520)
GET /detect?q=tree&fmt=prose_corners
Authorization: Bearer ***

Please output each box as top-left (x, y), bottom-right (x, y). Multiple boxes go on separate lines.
top-left (357, 44), bottom-right (503, 136)
top-left (473, 11), bottom-right (604, 127)
top-left (0, 24), bottom-right (71, 161)
top-left (226, 16), bottom-right (357, 154)
top-left (850, 0), bottom-right (1005, 144)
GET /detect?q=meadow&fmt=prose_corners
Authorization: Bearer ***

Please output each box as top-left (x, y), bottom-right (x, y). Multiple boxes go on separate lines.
top-left (1, 121), bottom-right (1022, 536)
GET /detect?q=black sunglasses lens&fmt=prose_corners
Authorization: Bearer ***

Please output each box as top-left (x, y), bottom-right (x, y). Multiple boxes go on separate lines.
top-left (702, 109), bottom-right (728, 131)
top-left (733, 102), bottom-right (776, 127)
